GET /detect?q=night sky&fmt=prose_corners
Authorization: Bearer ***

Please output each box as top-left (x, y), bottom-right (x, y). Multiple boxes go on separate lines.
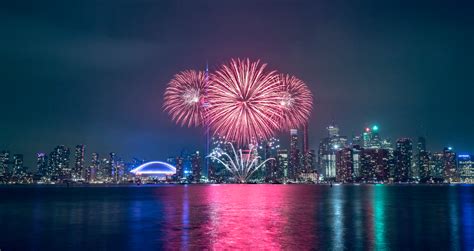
top-left (1, 0), bottom-right (473, 167)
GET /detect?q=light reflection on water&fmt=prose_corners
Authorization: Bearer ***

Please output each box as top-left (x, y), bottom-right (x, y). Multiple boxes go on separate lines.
top-left (0, 184), bottom-right (473, 250)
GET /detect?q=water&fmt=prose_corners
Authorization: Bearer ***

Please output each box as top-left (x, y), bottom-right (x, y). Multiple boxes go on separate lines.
top-left (0, 184), bottom-right (473, 250)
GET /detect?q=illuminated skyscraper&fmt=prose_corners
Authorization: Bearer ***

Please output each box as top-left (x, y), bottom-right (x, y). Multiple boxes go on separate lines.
top-left (416, 137), bottom-right (430, 182)
top-left (73, 145), bottom-right (85, 180)
top-left (277, 149), bottom-right (289, 181)
top-left (289, 129), bottom-right (300, 180)
top-left (88, 152), bottom-right (100, 182)
top-left (443, 147), bottom-right (457, 182)
top-left (190, 151), bottom-right (201, 182)
top-left (336, 147), bottom-right (353, 183)
top-left (394, 138), bottom-right (412, 182)
top-left (360, 148), bottom-right (389, 182)
top-left (458, 154), bottom-right (474, 183)
top-left (12, 154), bottom-right (25, 180)
top-left (175, 156), bottom-right (185, 180)
top-left (318, 124), bottom-right (347, 180)
top-left (48, 145), bottom-right (70, 180)
top-left (430, 152), bottom-right (444, 180)
top-left (36, 153), bottom-right (48, 178)
top-left (0, 151), bottom-right (10, 182)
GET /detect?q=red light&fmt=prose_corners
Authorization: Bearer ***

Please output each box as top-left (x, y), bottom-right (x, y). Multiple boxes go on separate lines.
top-left (365, 127), bottom-right (370, 132)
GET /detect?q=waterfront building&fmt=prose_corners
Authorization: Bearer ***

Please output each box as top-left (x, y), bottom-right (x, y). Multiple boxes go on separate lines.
top-left (73, 145), bottom-right (85, 180)
top-left (443, 147), bottom-right (457, 182)
top-left (318, 124), bottom-right (347, 180)
top-left (394, 138), bottom-right (412, 182)
top-left (430, 152), bottom-right (444, 181)
top-left (36, 153), bottom-right (48, 178)
top-left (336, 147), bottom-right (353, 183)
top-left (360, 148), bottom-right (390, 182)
top-left (289, 129), bottom-right (300, 180)
top-left (190, 151), bottom-right (201, 182)
top-left (48, 145), bottom-right (70, 180)
top-left (277, 149), bottom-right (289, 181)
top-left (458, 154), bottom-right (474, 183)
top-left (87, 152), bottom-right (100, 182)
top-left (0, 151), bottom-right (10, 182)
top-left (12, 154), bottom-right (26, 180)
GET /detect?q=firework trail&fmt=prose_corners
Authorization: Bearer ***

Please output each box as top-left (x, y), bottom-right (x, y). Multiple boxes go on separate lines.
top-left (163, 70), bottom-right (207, 127)
top-left (278, 74), bottom-right (313, 130)
top-left (208, 142), bottom-right (274, 183)
top-left (207, 58), bottom-right (282, 146)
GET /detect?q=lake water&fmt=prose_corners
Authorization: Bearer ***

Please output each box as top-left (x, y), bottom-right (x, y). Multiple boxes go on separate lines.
top-left (0, 184), bottom-right (473, 250)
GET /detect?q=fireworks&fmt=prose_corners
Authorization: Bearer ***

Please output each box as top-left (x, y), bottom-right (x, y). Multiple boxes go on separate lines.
top-left (208, 142), bottom-right (274, 183)
top-left (162, 58), bottom-right (314, 147)
top-left (163, 70), bottom-right (207, 127)
top-left (207, 58), bottom-right (282, 145)
top-left (277, 74), bottom-right (313, 130)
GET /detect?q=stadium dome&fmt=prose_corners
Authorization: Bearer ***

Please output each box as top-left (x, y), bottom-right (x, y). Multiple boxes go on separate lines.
top-left (130, 161), bottom-right (176, 176)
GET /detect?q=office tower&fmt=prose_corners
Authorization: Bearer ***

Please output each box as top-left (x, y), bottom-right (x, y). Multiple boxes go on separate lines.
top-left (36, 153), bottom-right (48, 177)
top-left (190, 151), bottom-right (201, 182)
top-left (336, 147), bottom-right (353, 183)
top-left (114, 158), bottom-right (125, 182)
top-left (87, 152), bottom-right (99, 182)
top-left (318, 124), bottom-right (347, 180)
top-left (108, 152), bottom-right (116, 180)
top-left (352, 146), bottom-right (361, 179)
top-left (443, 147), bottom-right (457, 182)
top-left (12, 154), bottom-right (25, 180)
top-left (99, 158), bottom-right (110, 181)
top-left (458, 154), bottom-right (474, 183)
top-left (49, 145), bottom-right (70, 180)
top-left (393, 138), bottom-right (412, 182)
top-left (260, 137), bottom-right (280, 182)
top-left (430, 152), bottom-right (444, 181)
top-left (289, 129), bottom-right (300, 180)
top-left (418, 151), bottom-right (431, 182)
top-left (174, 156), bottom-right (185, 181)
top-left (362, 125), bottom-right (382, 149)
top-left (73, 145), bottom-right (85, 180)
top-left (277, 149), bottom-right (289, 181)
top-left (0, 151), bottom-right (10, 181)
top-left (414, 137), bottom-right (427, 181)
top-left (360, 148), bottom-right (389, 182)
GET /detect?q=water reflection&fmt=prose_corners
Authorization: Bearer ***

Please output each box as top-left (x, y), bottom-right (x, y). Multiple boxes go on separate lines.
top-left (0, 185), bottom-right (473, 250)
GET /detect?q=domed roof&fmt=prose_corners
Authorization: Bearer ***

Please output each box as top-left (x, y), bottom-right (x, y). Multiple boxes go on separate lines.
top-left (130, 161), bottom-right (176, 175)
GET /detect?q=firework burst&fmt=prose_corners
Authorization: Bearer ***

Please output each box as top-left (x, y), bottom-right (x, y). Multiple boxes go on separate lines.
top-left (207, 58), bottom-right (282, 146)
top-left (208, 142), bottom-right (274, 183)
top-left (163, 70), bottom-right (207, 127)
top-left (277, 74), bottom-right (313, 130)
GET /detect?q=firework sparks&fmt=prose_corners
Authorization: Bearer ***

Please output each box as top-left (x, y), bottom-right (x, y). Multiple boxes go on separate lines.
top-left (207, 58), bottom-right (282, 146)
top-left (278, 74), bottom-right (313, 130)
top-left (163, 70), bottom-right (207, 127)
top-left (208, 142), bottom-right (274, 183)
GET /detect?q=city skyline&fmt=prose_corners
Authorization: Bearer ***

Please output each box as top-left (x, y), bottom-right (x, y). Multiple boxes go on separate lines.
top-left (1, 0), bottom-right (473, 168)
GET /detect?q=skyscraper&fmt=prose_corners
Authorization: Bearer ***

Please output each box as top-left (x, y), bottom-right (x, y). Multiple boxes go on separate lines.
top-left (175, 156), bottom-right (185, 181)
top-left (360, 148), bottom-right (389, 182)
top-left (88, 152), bottom-right (100, 182)
top-left (458, 154), bottom-right (474, 183)
top-left (416, 137), bottom-right (430, 182)
top-left (48, 145), bottom-right (70, 180)
top-left (36, 153), bottom-right (48, 178)
top-left (191, 151), bottom-right (201, 182)
top-left (318, 124), bottom-right (347, 180)
top-left (0, 151), bottom-right (10, 182)
top-left (430, 152), bottom-right (444, 181)
top-left (289, 129), bottom-right (300, 180)
top-left (336, 147), bottom-right (353, 183)
top-left (12, 154), bottom-right (25, 180)
top-left (394, 138), bottom-right (412, 182)
top-left (73, 145), bottom-right (85, 180)
top-left (277, 149), bottom-right (289, 181)
top-left (443, 147), bottom-right (457, 182)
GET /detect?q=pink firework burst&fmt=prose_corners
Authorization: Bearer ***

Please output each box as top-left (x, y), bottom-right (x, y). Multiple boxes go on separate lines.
top-left (207, 58), bottom-right (282, 146)
top-left (163, 70), bottom-right (207, 127)
top-left (278, 74), bottom-right (313, 130)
